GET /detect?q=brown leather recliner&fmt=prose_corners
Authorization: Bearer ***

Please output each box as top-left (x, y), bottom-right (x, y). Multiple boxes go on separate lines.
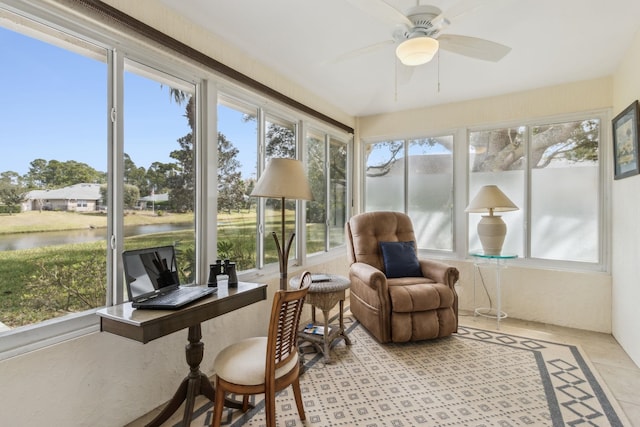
top-left (345, 211), bottom-right (459, 343)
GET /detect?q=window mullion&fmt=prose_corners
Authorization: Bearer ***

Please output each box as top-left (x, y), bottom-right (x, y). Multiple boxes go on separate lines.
top-left (108, 48), bottom-right (125, 305)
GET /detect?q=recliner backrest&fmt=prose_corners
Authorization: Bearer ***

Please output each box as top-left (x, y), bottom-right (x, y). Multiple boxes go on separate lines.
top-left (346, 211), bottom-right (417, 271)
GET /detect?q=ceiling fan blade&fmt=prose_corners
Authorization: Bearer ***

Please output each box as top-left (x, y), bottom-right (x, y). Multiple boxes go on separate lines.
top-left (431, 0), bottom-right (502, 30)
top-left (437, 34), bottom-right (511, 62)
top-left (346, 0), bottom-right (412, 27)
top-left (328, 39), bottom-right (395, 64)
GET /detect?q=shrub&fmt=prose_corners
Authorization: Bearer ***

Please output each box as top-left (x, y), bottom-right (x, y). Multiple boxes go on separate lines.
top-left (22, 257), bottom-right (106, 315)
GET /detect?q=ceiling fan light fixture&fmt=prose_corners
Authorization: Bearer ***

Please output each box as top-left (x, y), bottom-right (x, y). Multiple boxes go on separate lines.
top-left (396, 36), bottom-right (439, 66)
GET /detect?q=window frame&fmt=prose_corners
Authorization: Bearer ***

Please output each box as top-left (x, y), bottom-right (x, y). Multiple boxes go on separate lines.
top-left (466, 109), bottom-right (610, 272)
top-left (304, 125), bottom-right (352, 256)
top-left (360, 110), bottom-right (610, 272)
top-left (0, 0), bottom-right (354, 361)
top-left (361, 134), bottom-right (457, 254)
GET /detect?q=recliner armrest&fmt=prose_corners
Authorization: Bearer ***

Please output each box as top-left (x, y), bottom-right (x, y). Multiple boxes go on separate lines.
top-left (418, 259), bottom-right (459, 289)
top-left (349, 262), bottom-right (387, 291)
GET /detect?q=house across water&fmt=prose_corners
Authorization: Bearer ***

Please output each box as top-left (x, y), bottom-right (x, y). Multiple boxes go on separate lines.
top-left (22, 183), bottom-right (102, 212)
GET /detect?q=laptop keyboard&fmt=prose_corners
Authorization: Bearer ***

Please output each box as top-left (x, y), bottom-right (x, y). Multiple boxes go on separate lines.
top-left (149, 287), bottom-right (212, 305)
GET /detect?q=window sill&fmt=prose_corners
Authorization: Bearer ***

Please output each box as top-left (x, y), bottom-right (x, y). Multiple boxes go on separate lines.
top-left (0, 309), bottom-right (100, 361)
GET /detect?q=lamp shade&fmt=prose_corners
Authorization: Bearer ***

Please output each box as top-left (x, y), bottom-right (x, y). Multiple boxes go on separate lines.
top-left (396, 36), bottom-right (439, 66)
top-left (251, 158), bottom-right (313, 201)
top-left (466, 185), bottom-right (518, 214)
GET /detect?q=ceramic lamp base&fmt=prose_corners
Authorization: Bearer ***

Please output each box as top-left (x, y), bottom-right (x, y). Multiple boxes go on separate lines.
top-left (477, 215), bottom-right (506, 255)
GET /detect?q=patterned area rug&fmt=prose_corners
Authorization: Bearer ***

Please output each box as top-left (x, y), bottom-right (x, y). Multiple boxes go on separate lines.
top-left (176, 318), bottom-right (629, 427)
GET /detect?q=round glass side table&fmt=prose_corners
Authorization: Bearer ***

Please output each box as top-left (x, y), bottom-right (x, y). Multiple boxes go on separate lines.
top-left (470, 252), bottom-right (517, 330)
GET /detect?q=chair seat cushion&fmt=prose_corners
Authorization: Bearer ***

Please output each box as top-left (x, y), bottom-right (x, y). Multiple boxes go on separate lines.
top-left (388, 280), bottom-right (455, 312)
top-left (213, 337), bottom-right (299, 386)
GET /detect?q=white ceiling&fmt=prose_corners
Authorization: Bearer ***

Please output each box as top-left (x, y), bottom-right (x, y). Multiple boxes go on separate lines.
top-left (157, 0), bottom-right (640, 117)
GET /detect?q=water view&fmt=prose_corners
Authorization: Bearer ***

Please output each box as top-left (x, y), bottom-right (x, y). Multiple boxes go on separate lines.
top-left (0, 223), bottom-right (192, 251)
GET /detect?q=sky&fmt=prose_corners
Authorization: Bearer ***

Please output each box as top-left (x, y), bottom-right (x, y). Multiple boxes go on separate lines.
top-left (0, 26), bottom-right (256, 180)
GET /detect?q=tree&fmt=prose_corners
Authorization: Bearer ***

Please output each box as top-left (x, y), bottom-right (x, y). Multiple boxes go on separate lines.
top-left (165, 93), bottom-right (245, 214)
top-left (217, 132), bottom-right (245, 213)
top-left (146, 161), bottom-right (176, 195)
top-left (365, 140), bottom-right (404, 177)
top-left (265, 123), bottom-right (296, 159)
top-left (24, 159), bottom-right (105, 188)
top-left (306, 137), bottom-right (326, 224)
top-left (167, 96), bottom-right (195, 212)
top-left (470, 121), bottom-right (598, 172)
top-left (0, 171), bottom-right (21, 187)
top-left (25, 158), bottom-right (48, 188)
top-left (123, 184), bottom-right (140, 209)
top-left (0, 175), bottom-right (23, 213)
top-left (124, 153), bottom-right (148, 193)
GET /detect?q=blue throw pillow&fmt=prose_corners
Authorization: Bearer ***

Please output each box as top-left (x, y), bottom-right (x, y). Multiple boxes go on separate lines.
top-left (379, 241), bottom-right (422, 278)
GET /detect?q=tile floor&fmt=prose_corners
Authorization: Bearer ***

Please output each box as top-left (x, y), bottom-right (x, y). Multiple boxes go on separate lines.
top-left (458, 310), bottom-right (640, 426)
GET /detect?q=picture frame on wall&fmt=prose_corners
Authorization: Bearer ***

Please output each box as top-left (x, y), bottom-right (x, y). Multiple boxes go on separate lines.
top-left (612, 100), bottom-right (640, 180)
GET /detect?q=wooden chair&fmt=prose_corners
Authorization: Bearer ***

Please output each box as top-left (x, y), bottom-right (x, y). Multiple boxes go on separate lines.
top-left (211, 271), bottom-right (311, 427)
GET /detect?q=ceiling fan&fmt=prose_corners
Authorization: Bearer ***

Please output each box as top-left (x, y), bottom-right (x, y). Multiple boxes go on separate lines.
top-left (343, 0), bottom-right (511, 66)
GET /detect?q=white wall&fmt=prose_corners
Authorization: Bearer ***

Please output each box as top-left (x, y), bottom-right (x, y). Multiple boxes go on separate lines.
top-left (448, 259), bottom-right (612, 332)
top-left (0, 297), bottom-right (269, 426)
top-left (358, 77), bottom-right (615, 334)
top-left (612, 27), bottom-right (640, 367)
top-left (0, 256), bottom-right (349, 426)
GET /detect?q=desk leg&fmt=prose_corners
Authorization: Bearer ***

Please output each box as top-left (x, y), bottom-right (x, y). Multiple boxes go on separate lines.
top-left (145, 324), bottom-right (242, 427)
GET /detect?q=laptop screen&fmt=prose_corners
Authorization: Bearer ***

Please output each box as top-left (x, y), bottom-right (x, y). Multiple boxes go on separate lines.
top-left (122, 245), bottom-right (180, 301)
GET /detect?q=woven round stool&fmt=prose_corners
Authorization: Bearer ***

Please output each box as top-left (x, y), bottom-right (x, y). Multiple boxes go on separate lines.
top-left (291, 274), bottom-right (352, 363)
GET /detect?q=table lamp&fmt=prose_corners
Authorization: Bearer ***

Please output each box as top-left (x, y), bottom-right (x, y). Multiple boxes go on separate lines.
top-left (250, 158), bottom-right (313, 290)
top-left (466, 185), bottom-right (518, 255)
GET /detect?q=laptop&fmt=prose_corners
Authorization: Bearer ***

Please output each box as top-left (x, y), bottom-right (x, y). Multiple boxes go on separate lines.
top-left (123, 245), bottom-right (216, 309)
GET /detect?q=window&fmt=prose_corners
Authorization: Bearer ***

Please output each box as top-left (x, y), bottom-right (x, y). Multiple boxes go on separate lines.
top-left (217, 96), bottom-right (258, 270)
top-left (0, 2), bottom-right (353, 356)
top-left (407, 136), bottom-right (454, 251)
top-left (364, 137), bottom-right (455, 252)
top-left (364, 140), bottom-right (405, 212)
top-left (468, 127), bottom-right (525, 256)
top-left (306, 129), bottom-right (349, 254)
top-left (306, 129), bottom-right (327, 254)
top-left (469, 118), bottom-right (602, 264)
top-left (123, 61), bottom-right (197, 284)
top-left (0, 14), bottom-right (108, 329)
top-left (328, 137), bottom-right (349, 249)
top-left (262, 114), bottom-right (297, 266)
top-left (217, 94), bottom-right (350, 276)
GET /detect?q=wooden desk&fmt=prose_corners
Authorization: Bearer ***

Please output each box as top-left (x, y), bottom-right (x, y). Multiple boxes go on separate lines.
top-left (97, 281), bottom-right (267, 427)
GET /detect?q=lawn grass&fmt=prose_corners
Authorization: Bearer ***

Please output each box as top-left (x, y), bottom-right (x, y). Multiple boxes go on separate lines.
top-left (0, 210), bottom-right (194, 234)
top-left (0, 208), bottom-right (327, 328)
top-left (0, 230), bottom-right (196, 327)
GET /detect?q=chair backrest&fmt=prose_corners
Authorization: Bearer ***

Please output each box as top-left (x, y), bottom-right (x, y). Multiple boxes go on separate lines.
top-left (345, 211), bottom-right (417, 270)
top-left (266, 271), bottom-right (311, 377)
